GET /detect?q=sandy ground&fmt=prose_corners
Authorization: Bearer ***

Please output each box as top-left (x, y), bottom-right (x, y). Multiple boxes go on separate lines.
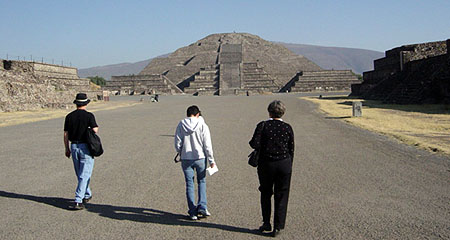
top-left (0, 94), bottom-right (449, 239)
top-left (304, 96), bottom-right (450, 156)
top-left (0, 100), bottom-right (140, 127)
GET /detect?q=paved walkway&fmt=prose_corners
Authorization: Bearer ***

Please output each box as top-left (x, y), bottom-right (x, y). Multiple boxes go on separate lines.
top-left (0, 95), bottom-right (449, 239)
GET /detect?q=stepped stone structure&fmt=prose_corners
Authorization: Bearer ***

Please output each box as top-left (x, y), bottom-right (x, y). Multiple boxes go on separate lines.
top-left (104, 74), bottom-right (183, 95)
top-left (0, 60), bottom-right (100, 112)
top-left (281, 70), bottom-right (360, 92)
top-left (352, 39), bottom-right (450, 104)
top-left (111, 33), bottom-right (359, 95)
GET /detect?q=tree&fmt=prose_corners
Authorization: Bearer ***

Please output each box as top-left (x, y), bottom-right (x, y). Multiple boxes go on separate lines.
top-left (88, 76), bottom-right (106, 86)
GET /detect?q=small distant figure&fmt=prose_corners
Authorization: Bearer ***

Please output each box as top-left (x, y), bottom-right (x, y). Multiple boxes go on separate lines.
top-left (150, 94), bottom-right (159, 102)
top-left (319, 95), bottom-right (322, 99)
top-left (174, 105), bottom-right (216, 220)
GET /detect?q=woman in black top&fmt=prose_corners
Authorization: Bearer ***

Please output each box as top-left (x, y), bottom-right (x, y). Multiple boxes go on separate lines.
top-left (249, 100), bottom-right (294, 237)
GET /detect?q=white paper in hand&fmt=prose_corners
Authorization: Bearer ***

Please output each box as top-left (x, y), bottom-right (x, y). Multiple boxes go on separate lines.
top-left (206, 165), bottom-right (218, 176)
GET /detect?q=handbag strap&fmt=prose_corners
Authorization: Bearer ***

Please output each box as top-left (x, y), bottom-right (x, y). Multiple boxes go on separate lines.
top-left (258, 120), bottom-right (266, 149)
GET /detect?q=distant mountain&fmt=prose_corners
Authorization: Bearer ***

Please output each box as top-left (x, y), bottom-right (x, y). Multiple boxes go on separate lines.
top-left (78, 54), bottom-right (169, 80)
top-left (78, 43), bottom-right (383, 80)
top-left (78, 59), bottom-right (151, 80)
top-left (278, 42), bottom-right (383, 74)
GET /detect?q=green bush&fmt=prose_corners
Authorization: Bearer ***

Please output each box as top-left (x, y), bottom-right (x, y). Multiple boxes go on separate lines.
top-left (88, 76), bottom-right (106, 86)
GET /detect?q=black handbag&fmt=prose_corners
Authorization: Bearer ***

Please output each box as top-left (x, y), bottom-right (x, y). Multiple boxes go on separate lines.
top-left (86, 128), bottom-right (103, 157)
top-left (248, 121), bottom-right (265, 167)
top-left (248, 150), bottom-right (259, 167)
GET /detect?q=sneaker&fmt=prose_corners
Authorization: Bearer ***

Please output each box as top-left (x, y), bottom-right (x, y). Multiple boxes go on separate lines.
top-left (68, 202), bottom-right (85, 210)
top-left (83, 196), bottom-right (92, 203)
top-left (197, 209), bottom-right (209, 218)
top-left (189, 215), bottom-right (198, 220)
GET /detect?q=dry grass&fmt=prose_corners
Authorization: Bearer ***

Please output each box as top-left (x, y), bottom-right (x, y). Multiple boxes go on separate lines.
top-left (303, 95), bottom-right (450, 156)
top-left (0, 100), bottom-right (141, 128)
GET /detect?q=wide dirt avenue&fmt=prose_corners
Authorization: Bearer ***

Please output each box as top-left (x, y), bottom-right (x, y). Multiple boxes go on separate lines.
top-left (0, 94), bottom-right (448, 239)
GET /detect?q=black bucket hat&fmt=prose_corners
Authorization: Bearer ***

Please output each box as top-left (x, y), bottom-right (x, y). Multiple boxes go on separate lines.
top-left (73, 93), bottom-right (91, 106)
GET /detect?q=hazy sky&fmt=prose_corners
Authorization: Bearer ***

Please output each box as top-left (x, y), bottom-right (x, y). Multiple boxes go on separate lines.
top-left (1, 0), bottom-right (449, 68)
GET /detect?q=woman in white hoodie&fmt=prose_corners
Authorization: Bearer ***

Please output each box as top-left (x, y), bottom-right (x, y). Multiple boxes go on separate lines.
top-left (175, 105), bottom-right (215, 220)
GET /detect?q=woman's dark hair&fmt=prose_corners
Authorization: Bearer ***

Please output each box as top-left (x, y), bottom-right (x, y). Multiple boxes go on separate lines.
top-left (187, 105), bottom-right (201, 117)
top-left (267, 100), bottom-right (286, 118)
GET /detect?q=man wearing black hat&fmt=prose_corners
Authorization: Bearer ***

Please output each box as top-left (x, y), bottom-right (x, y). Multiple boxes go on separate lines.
top-left (63, 93), bottom-right (98, 210)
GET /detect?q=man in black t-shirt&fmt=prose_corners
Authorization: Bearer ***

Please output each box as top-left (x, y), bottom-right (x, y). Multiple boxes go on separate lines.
top-left (64, 93), bottom-right (98, 210)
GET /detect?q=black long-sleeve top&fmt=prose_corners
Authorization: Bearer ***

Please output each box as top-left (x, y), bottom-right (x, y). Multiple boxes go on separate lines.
top-left (249, 119), bottom-right (294, 161)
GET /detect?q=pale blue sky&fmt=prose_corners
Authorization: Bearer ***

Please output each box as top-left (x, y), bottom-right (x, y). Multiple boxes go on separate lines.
top-left (1, 0), bottom-right (449, 68)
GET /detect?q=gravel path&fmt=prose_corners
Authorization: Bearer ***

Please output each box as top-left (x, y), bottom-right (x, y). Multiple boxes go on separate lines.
top-left (0, 94), bottom-right (449, 239)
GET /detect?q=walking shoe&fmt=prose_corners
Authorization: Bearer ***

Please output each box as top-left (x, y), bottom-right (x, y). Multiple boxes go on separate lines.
top-left (189, 215), bottom-right (198, 220)
top-left (68, 202), bottom-right (85, 210)
top-left (83, 196), bottom-right (92, 203)
top-left (258, 223), bottom-right (272, 232)
top-left (271, 228), bottom-right (281, 237)
top-left (197, 209), bottom-right (209, 218)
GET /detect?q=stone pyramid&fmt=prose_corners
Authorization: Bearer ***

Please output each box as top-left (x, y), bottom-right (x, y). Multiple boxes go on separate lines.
top-left (140, 33), bottom-right (322, 92)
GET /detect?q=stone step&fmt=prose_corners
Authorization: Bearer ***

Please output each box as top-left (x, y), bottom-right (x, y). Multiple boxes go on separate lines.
top-left (243, 72), bottom-right (270, 77)
top-left (188, 82), bottom-right (218, 88)
top-left (242, 86), bottom-right (279, 91)
top-left (243, 76), bottom-right (272, 81)
top-left (198, 69), bottom-right (218, 75)
top-left (243, 67), bottom-right (265, 72)
top-left (243, 63), bottom-right (258, 68)
top-left (293, 81), bottom-right (360, 87)
top-left (298, 76), bottom-right (359, 81)
top-left (195, 89), bottom-right (219, 96)
top-left (37, 74), bottom-right (83, 80)
top-left (106, 82), bottom-right (169, 87)
top-left (184, 87), bottom-right (218, 94)
top-left (243, 80), bottom-right (275, 86)
top-left (191, 81), bottom-right (218, 85)
top-left (302, 70), bottom-right (354, 76)
top-left (195, 75), bottom-right (219, 81)
top-left (290, 86), bottom-right (351, 92)
top-left (110, 76), bottom-right (162, 81)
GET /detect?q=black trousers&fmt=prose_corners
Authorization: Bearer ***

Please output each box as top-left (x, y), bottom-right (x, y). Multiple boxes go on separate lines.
top-left (257, 157), bottom-right (292, 229)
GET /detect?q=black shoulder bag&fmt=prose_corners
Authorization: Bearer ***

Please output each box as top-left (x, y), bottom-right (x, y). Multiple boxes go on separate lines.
top-left (87, 128), bottom-right (104, 157)
top-left (248, 121), bottom-right (265, 167)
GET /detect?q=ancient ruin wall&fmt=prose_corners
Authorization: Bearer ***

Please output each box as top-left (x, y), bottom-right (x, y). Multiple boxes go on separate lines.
top-left (364, 40), bottom-right (447, 84)
top-left (0, 60), bottom-right (98, 112)
top-left (355, 39), bottom-right (450, 104)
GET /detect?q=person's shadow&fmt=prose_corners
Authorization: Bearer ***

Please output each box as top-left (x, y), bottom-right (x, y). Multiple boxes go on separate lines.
top-left (0, 190), bottom-right (262, 236)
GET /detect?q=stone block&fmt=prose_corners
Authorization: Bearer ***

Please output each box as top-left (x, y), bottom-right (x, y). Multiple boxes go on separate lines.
top-left (352, 101), bottom-right (362, 117)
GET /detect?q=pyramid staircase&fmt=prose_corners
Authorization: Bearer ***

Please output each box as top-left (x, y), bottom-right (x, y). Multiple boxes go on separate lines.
top-left (241, 63), bottom-right (278, 92)
top-left (183, 65), bottom-right (220, 95)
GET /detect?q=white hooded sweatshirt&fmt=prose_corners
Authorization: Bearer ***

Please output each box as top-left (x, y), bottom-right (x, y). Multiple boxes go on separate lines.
top-left (175, 116), bottom-right (215, 164)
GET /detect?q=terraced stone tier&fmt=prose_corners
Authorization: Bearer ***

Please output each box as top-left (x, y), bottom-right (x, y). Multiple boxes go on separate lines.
top-left (106, 74), bottom-right (182, 95)
top-left (285, 70), bottom-right (361, 93)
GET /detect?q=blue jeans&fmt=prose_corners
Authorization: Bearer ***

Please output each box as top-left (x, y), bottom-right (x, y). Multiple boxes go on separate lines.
top-left (71, 143), bottom-right (94, 203)
top-left (181, 158), bottom-right (207, 216)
